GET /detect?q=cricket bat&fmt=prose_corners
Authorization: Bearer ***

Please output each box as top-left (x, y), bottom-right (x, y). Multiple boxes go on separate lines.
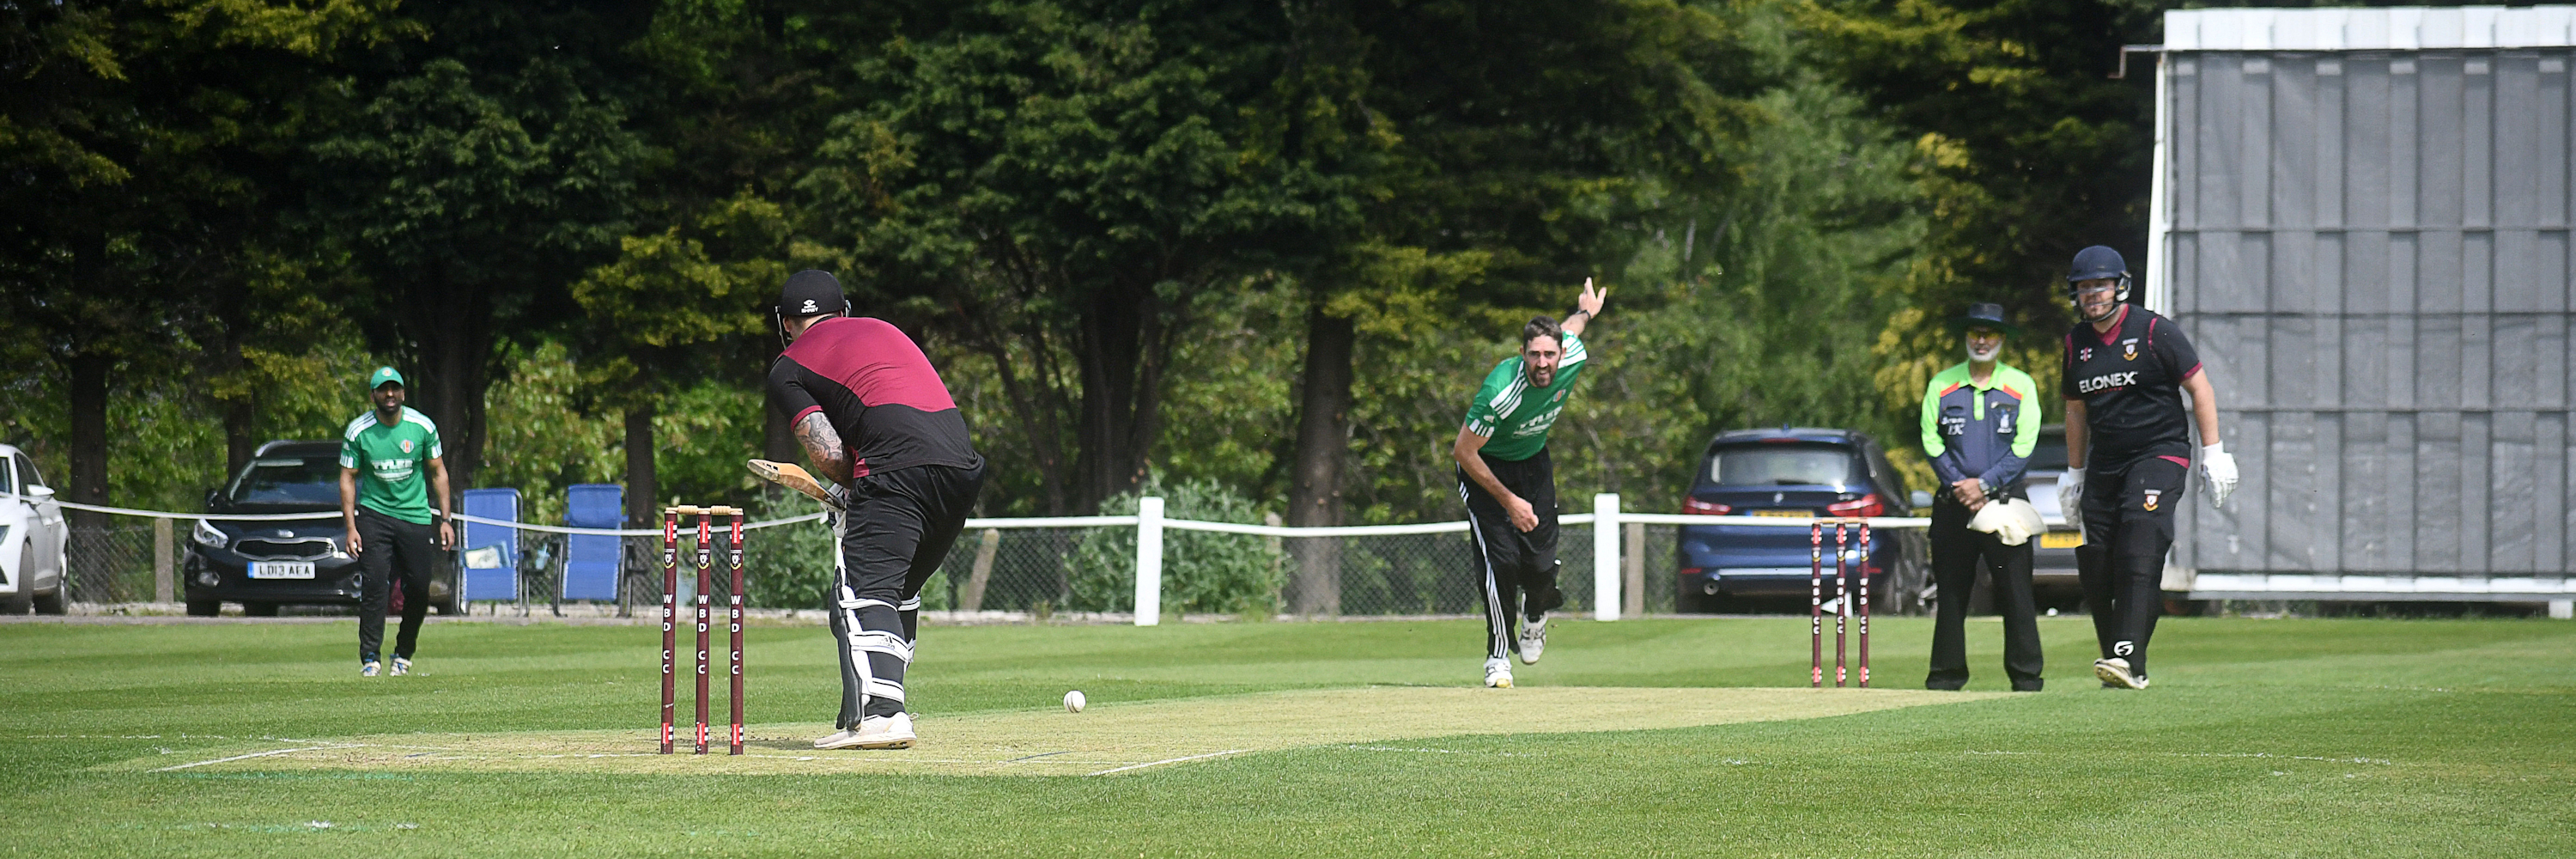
top-left (747, 460), bottom-right (841, 510)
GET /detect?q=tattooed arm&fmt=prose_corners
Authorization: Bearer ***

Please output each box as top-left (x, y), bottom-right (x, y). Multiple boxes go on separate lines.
top-left (794, 411), bottom-right (852, 484)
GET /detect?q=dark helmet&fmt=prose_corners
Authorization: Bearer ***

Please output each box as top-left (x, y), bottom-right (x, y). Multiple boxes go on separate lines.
top-left (2067, 246), bottom-right (2128, 283)
top-left (2065, 246), bottom-right (2131, 320)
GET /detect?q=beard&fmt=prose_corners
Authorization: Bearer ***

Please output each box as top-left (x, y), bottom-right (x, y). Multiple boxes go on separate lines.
top-left (1965, 344), bottom-right (2001, 363)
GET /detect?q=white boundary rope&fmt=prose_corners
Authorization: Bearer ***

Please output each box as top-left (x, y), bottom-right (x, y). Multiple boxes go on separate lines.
top-left (33, 497), bottom-right (1930, 537)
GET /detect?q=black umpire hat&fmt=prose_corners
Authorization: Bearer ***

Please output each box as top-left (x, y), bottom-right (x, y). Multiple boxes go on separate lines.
top-left (777, 270), bottom-right (848, 318)
top-left (1949, 302), bottom-right (2020, 336)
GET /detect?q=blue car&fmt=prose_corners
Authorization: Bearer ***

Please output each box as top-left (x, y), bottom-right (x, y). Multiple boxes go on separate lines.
top-left (1674, 427), bottom-right (1929, 614)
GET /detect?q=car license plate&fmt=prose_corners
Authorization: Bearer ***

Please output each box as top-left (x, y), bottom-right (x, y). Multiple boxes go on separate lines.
top-left (1750, 509), bottom-right (1812, 518)
top-left (249, 561), bottom-right (315, 580)
top-left (2038, 532), bottom-right (2084, 549)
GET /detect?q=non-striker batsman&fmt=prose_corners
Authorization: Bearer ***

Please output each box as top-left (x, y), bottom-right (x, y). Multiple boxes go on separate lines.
top-left (2056, 246), bottom-right (2237, 690)
top-left (1453, 278), bottom-right (1606, 689)
top-left (763, 271), bottom-right (987, 749)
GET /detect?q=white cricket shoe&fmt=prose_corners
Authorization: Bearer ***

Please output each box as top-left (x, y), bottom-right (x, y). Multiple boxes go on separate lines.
top-left (812, 728), bottom-right (864, 750)
top-left (2093, 657), bottom-right (2149, 690)
top-left (1483, 657), bottom-right (1514, 689)
top-left (1517, 616), bottom-right (1547, 665)
top-left (389, 656), bottom-right (412, 677)
top-left (848, 711), bottom-right (916, 749)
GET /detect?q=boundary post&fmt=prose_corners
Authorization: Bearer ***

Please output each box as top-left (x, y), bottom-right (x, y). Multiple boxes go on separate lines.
top-left (1593, 494), bottom-right (1619, 620)
top-left (1134, 497), bottom-right (1163, 625)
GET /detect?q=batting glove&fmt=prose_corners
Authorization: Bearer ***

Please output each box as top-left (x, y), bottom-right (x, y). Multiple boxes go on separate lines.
top-left (2056, 467), bottom-right (2085, 536)
top-left (2201, 442), bottom-right (2239, 509)
top-left (823, 482), bottom-right (850, 513)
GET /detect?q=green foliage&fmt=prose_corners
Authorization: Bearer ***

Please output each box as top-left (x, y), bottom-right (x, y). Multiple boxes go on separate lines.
top-left (1069, 474), bottom-right (1285, 615)
top-left (1801, 0), bottom-right (2164, 426)
top-left (477, 341), bottom-right (620, 526)
top-left (739, 494), bottom-right (841, 612)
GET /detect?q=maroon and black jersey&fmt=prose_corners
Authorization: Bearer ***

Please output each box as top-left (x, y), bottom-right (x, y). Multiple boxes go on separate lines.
top-left (769, 317), bottom-right (979, 478)
top-left (2061, 305), bottom-right (2202, 467)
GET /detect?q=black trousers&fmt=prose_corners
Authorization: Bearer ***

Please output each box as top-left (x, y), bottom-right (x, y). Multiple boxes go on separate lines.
top-left (830, 460), bottom-right (986, 726)
top-left (355, 508), bottom-right (436, 663)
top-left (1458, 447), bottom-right (1562, 661)
top-left (1927, 496), bottom-right (2043, 691)
top-left (2075, 454), bottom-right (2188, 676)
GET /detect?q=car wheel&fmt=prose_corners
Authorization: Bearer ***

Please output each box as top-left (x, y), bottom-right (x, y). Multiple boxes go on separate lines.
top-left (434, 598), bottom-right (461, 616)
top-left (185, 594), bottom-right (222, 617)
top-left (32, 582), bottom-right (65, 615)
top-left (242, 601), bottom-right (280, 618)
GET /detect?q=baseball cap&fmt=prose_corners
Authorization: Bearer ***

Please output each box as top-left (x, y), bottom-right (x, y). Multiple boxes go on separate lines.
top-left (777, 270), bottom-right (848, 318)
top-left (368, 367), bottom-right (405, 389)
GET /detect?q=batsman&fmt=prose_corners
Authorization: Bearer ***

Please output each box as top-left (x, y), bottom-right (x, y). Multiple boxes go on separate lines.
top-left (757, 270), bottom-right (986, 749)
top-left (2056, 247), bottom-right (2237, 690)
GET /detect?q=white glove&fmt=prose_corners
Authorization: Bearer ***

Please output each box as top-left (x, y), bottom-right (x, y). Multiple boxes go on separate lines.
top-left (824, 482), bottom-right (850, 513)
top-left (2201, 442), bottom-right (2238, 509)
top-left (2056, 467), bottom-right (2085, 537)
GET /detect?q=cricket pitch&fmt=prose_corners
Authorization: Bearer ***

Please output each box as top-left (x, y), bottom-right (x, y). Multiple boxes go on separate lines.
top-left (119, 685), bottom-right (2002, 777)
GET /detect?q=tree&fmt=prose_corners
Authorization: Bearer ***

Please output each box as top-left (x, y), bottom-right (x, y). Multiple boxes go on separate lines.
top-left (308, 2), bottom-right (652, 489)
top-left (1, 0), bottom-right (404, 522)
top-left (1267, 0), bottom-right (1765, 609)
top-left (805, 0), bottom-right (1335, 515)
top-left (1801, 0), bottom-right (2162, 415)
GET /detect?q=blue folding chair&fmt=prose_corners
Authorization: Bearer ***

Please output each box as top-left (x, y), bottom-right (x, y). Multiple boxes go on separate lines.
top-left (562, 484), bottom-right (624, 605)
top-left (459, 488), bottom-right (521, 612)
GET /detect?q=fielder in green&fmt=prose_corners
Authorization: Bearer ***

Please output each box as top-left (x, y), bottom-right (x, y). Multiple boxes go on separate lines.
top-left (337, 366), bottom-right (453, 678)
top-left (1452, 277), bottom-right (1607, 689)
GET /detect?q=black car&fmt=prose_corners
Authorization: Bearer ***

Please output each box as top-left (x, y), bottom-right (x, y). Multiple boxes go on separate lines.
top-left (184, 440), bottom-right (457, 617)
top-left (1674, 427), bottom-right (1929, 614)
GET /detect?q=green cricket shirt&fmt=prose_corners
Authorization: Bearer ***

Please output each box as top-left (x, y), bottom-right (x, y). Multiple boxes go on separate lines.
top-left (339, 407), bottom-right (442, 525)
top-left (1461, 332), bottom-right (1589, 462)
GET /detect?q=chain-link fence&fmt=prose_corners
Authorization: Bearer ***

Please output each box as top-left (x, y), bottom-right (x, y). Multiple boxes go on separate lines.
top-left (63, 506), bottom-right (1704, 619)
top-left (66, 524), bottom-right (157, 605)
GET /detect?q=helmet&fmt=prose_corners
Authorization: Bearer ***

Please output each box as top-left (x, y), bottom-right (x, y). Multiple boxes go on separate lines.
top-left (2066, 246), bottom-right (2130, 321)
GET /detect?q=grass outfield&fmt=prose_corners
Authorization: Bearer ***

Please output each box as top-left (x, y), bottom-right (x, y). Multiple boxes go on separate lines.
top-left (3, 615), bottom-right (2572, 856)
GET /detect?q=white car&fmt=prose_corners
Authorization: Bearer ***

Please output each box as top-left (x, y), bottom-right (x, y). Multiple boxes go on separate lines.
top-left (0, 444), bottom-right (71, 613)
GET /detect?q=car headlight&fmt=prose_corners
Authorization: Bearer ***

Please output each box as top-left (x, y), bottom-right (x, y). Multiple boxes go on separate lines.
top-left (192, 519), bottom-right (228, 549)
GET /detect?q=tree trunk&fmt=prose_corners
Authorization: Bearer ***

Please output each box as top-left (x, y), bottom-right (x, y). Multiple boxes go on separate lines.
top-left (403, 281), bottom-right (497, 493)
top-left (66, 352), bottom-right (112, 523)
top-left (1071, 281), bottom-right (1170, 512)
top-left (222, 396), bottom-right (258, 484)
top-left (626, 405), bottom-right (657, 527)
top-left (762, 389), bottom-right (798, 462)
top-left (1286, 305), bottom-right (1355, 616)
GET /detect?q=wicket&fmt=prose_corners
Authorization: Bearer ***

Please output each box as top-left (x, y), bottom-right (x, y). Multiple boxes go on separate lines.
top-left (1809, 520), bottom-right (1873, 688)
top-left (661, 505), bottom-right (745, 755)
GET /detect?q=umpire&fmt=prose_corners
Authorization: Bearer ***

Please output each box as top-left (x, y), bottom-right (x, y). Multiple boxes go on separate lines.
top-left (1918, 303), bottom-right (2044, 691)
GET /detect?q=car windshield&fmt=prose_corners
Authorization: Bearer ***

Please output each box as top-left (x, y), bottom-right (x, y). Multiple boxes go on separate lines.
top-left (1706, 445), bottom-right (1859, 488)
top-left (0, 456), bottom-right (15, 495)
top-left (228, 456), bottom-right (342, 507)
